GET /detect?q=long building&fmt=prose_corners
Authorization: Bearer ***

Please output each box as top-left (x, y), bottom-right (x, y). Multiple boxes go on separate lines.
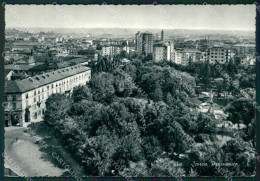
top-left (11, 42), bottom-right (42, 52)
top-left (93, 39), bottom-right (128, 46)
top-left (232, 44), bottom-right (255, 54)
top-left (4, 65), bottom-right (91, 127)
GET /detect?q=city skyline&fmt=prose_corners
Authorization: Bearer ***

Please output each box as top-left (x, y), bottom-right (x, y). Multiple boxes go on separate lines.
top-left (5, 5), bottom-right (255, 31)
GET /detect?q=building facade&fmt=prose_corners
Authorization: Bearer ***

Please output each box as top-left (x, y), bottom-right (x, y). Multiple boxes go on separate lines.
top-left (171, 48), bottom-right (201, 65)
top-left (135, 31), bottom-right (154, 55)
top-left (209, 45), bottom-right (231, 64)
top-left (11, 42), bottom-right (41, 52)
top-left (101, 45), bottom-right (128, 57)
top-left (4, 65), bottom-right (91, 127)
top-left (233, 44), bottom-right (255, 55)
top-left (78, 49), bottom-right (98, 61)
top-left (153, 42), bottom-right (173, 62)
top-left (93, 39), bottom-right (128, 46)
top-left (161, 30), bottom-right (164, 41)
top-left (153, 44), bottom-right (167, 62)
top-left (233, 54), bottom-right (255, 66)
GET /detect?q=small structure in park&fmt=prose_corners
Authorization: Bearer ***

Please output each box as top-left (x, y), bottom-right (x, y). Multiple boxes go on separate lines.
top-left (207, 90), bottom-right (214, 114)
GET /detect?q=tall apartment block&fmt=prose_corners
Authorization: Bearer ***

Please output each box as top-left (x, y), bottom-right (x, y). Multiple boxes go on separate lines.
top-left (135, 31), bottom-right (154, 55)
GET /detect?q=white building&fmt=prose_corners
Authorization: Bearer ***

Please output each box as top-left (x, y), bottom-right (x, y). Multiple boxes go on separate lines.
top-left (209, 45), bottom-right (231, 64)
top-left (153, 42), bottom-right (173, 62)
top-left (171, 48), bottom-right (201, 65)
top-left (4, 65), bottom-right (91, 127)
top-left (200, 52), bottom-right (208, 62)
top-left (102, 45), bottom-right (127, 56)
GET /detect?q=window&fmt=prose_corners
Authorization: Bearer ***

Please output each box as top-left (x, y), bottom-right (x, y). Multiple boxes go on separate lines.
top-left (25, 93), bottom-right (29, 99)
top-left (34, 90), bottom-right (36, 96)
top-left (38, 90), bottom-right (40, 94)
top-left (34, 112), bottom-right (37, 119)
top-left (52, 84), bottom-right (54, 89)
top-left (12, 95), bottom-right (16, 101)
top-left (13, 103), bottom-right (16, 109)
top-left (34, 97), bottom-right (36, 103)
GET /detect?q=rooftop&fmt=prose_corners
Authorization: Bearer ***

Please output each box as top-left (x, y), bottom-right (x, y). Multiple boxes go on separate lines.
top-left (153, 43), bottom-right (167, 47)
top-left (5, 64), bottom-right (35, 71)
top-left (5, 65), bottom-right (91, 94)
top-left (233, 44), bottom-right (255, 47)
top-left (176, 48), bottom-right (201, 53)
top-left (13, 42), bottom-right (40, 46)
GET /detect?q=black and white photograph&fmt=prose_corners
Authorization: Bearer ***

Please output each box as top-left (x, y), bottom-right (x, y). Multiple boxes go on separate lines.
top-left (2, 3), bottom-right (258, 179)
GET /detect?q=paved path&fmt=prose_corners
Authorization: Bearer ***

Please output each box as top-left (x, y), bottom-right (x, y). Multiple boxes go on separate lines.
top-left (4, 127), bottom-right (65, 177)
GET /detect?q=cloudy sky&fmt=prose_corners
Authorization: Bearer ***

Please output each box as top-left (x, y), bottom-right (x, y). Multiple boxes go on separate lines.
top-left (5, 5), bottom-right (255, 30)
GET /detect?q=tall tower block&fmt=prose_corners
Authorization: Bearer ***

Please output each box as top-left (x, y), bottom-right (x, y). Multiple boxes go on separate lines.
top-left (161, 29), bottom-right (164, 41)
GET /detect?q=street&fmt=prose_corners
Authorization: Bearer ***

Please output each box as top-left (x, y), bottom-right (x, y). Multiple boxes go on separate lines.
top-left (4, 127), bottom-right (65, 176)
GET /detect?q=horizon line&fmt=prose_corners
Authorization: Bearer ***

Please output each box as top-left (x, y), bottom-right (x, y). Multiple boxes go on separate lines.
top-left (6, 27), bottom-right (255, 32)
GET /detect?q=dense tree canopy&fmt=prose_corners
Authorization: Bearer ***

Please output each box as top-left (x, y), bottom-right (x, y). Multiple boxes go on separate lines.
top-left (44, 56), bottom-right (256, 176)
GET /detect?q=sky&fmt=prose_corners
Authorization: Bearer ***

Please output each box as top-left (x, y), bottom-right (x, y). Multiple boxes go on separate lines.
top-left (5, 5), bottom-right (255, 31)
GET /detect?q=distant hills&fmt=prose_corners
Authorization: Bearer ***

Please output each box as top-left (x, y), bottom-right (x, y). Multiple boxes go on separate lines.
top-left (6, 27), bottom-right (255, 38)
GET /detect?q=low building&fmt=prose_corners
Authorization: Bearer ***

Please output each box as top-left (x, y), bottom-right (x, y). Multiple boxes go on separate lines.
top-left (4, 65), bottom-right (91, 127)
top-left (93, 39), bottom-right (128, 46)
top-left (5, 70), bottom-right (14, 81)
top-left (65, 58), bottom-right (89, 66)
top-left (200, 52), bottom-right (208, 62)
top-left (233, 44), bottom-right (255, 54)
top-left (171, 48), bottom-right (201, 65)
top-left (233, 54), bottom-right (255, 66)
top-left (78, 49), bottom-right (98, 61)
top-left (11, 42), bottom-right (41, 52)
top-left (5, 64), bottom-right (35, 76)
top-left (101, 45), bottom-right (124, 56)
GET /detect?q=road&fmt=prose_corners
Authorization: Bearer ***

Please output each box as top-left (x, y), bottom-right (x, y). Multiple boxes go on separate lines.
top-left (4, 127), bottom-right (65, 177)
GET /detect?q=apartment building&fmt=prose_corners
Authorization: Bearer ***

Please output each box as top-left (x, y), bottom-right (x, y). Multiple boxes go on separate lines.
top-left (153, 42), bottom-right (173, 62)
top-left (171, 48), bottom-right (201, 65)
top-left (135, 31), bottom-right (154, 55)
top-left (4, 65), bottom-right (91, 127)
top-left (101, 45), bottom-right (127, 56)
top-left (209, 45), bottom-right (231, 64)
top-left (233, 44), bottom-right (255, 54)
